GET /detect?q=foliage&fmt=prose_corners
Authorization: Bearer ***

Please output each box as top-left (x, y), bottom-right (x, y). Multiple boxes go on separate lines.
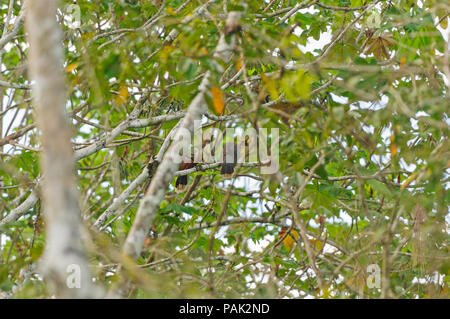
top-left (0, 0), bottom-right (449, 298)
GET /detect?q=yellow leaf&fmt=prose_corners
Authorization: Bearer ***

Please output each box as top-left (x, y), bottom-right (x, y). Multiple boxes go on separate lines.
top-left (116, 85), bottom-right (129, 104)
top-left (81, 32), bottom-right (94, 41)
top-left (389, 143), bottom-right (398, 156)
top-left (305, 132), bottom-right (313, 148)
top-left (390, 134), bottom-right (398, 156)
top-left (401, 171), bottom-right (418, 190)
top-left (66, 63), bottom-right (78, 72)
top-left (236, 58), bottom-right (243, 71)
top-left (400, 57), bottom-right (407, 68)
top-left (282, 230), bottom-right (300, 248)
top-left (281, 69), bottom-right (312, 102)
top-left (160, 45), bottom-right (174, 62)
top-left (437, 10), bottom-right (448, 29)
top-left (319, 286), bottom-right (331, 298)
top-left (310, 238), bottom-right (325, 251)
top-left (261, 74), bottom-right (279, 100)
top-left (211, 87), bottom-right (224, 115)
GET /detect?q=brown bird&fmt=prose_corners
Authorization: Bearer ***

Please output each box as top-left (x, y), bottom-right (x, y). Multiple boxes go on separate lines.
top-left (220, 142), bottom-right (240, 177)
top-left (175, 162), bottom-right (195, 191)
top-left (175, 136), bottom-right (212, 192)
top-left (220, 137), bottom-right (249, 178)
top-left (175, 136), bottom-right (249, 190)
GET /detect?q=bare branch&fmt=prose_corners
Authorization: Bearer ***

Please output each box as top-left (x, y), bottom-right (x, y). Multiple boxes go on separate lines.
top-left (122, 11), bottom-right (242, 261)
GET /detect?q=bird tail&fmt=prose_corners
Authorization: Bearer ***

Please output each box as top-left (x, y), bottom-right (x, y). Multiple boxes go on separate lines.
top-left (175, 175), bottom-right (188, 192)
top-left (221, 163), bottom-right (236, 178)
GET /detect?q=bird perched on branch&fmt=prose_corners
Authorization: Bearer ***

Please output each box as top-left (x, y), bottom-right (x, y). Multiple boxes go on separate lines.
top-left (220, 141), bottom-right (241, 178)
top-left (175, 162), bottom-right (195, 191)
top-left (175, 136), bottom-right (249, 191)
top-left (220, 136), bottom-right (250, 178)
top-left (175, 136), bottom-right (212, 192)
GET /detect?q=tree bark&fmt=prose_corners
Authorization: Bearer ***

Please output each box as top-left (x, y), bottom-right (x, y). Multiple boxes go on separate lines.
top-left (25, 0), bottom-right (99, 298)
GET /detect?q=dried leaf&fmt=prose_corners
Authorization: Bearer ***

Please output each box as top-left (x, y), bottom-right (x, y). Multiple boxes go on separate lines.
top-left (65, 62), bottom-right (78, 72)
top-left (389, 134), bottom-right (398, 156)
top-left (236, 58), bottom-right (243, 70)
top-left (211, 87), bottom-right (224, 115)
top-left (365, 33), bottom-right (394, 61)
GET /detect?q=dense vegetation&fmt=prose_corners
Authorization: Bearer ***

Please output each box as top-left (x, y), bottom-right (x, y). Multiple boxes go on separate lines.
top-left (0, 0), bottom-right (448, 298)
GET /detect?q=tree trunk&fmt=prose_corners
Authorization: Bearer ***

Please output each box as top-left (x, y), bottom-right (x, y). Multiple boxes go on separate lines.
top-left (25, 0), bottom-right (99, 298)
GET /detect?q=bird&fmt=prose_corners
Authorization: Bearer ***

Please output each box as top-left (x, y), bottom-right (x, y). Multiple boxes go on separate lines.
top-left (220, 141), bottom-right (241, 178)
top-left (220, 136), bottom-right (249, 178)
top-left (175, 136), bottom-right (249, 193)
top-left (175, 135), bottom-right (212, 192)
top-left (175, 135), bottom-right (249, 191)
top-left (175, 161), bottom-right (196, 191)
